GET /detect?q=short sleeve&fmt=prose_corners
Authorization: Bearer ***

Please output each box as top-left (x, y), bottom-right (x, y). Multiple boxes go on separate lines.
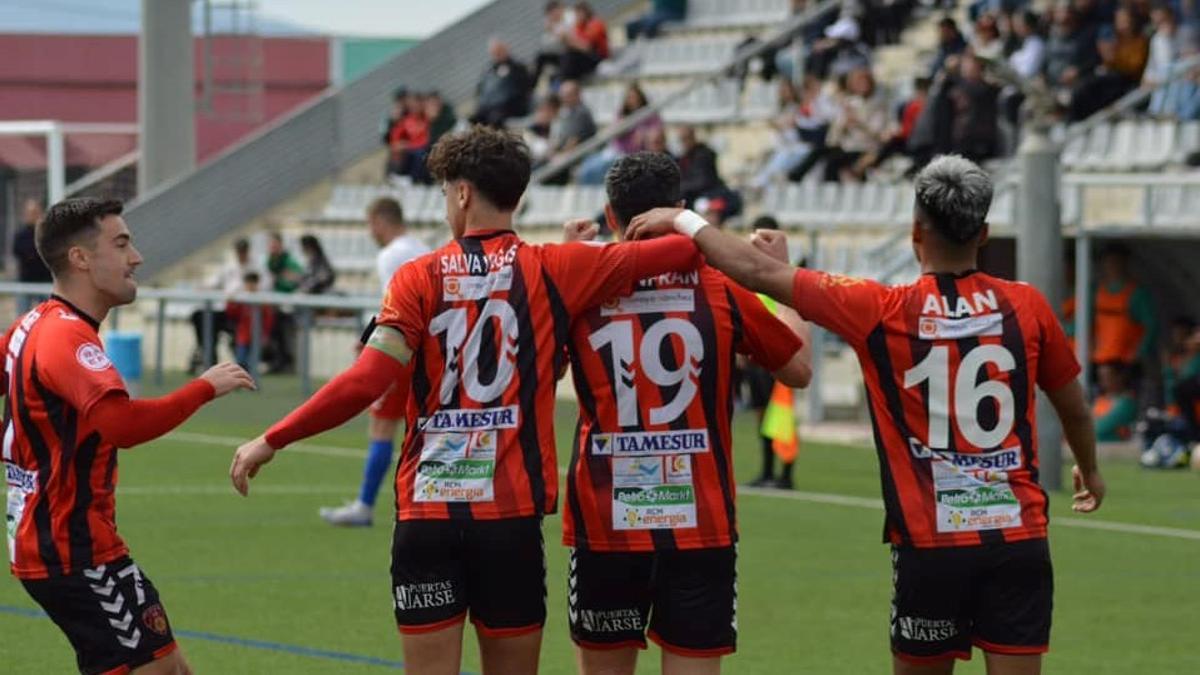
top-left (541, 241), bottom-right (638, 316)
top-left (791, 268), bottom-right (886, 347)
top-left (1034, 290), bottom-right (1082, 391)
top-left (728, 284), bottom-right (803, 371)
top-left (38, 320), bottom-right (127, 416)
top-left (376, 258), bottom-right (430, 350)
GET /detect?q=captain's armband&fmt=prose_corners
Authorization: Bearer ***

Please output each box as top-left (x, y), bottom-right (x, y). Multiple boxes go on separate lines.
top-left (365, 324), bottom-right (413, 365)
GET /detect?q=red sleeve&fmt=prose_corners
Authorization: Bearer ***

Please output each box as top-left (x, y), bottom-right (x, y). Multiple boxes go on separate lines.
top-left (1034, 289), bottom-right (1082, 391)
top-left (265, 348), bottom-right (407, 450)
top-left (0, 325), bottom-right (11, 396)
top-left (791, 268), bottom-right (887, 347)
top-left (376, 258), bottom-right (429, 350)
top-left (729, 284), bottom-right (803, 371)
top-left (86, 380), bottom-right (215, 448)
top-left (39, 320), bottom-right (128, 417)
top-left (543, 236), bottom-right (701, 316)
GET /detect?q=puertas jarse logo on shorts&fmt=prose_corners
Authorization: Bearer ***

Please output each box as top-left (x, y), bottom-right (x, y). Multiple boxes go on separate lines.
top-left (394, 581), bottom-right (456, 611)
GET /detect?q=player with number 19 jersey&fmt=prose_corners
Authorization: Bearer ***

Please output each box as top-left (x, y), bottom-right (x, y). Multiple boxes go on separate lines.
top-left (792, 268), bottom-right (1080, 548)
top-left (564, 267), bottom-right (803, 551)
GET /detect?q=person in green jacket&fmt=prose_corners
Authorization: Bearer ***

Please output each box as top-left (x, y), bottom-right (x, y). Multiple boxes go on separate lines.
top-left (1094, 362), bottom-right (1138, 442)
top-left (264, 231), bottom-right (302, 372)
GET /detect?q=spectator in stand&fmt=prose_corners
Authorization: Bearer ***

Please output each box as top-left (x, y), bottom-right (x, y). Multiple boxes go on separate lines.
top-left (533, 2), bottom-right (568, 88)
top-left (1045, 5), bottom-right (1101, 106)
top-left (858, 75), bottom-right (929, 176)
top-left (296, 235), bottom-right (336, 295)
top-left (545, 79), bottom-right (596, 183)
top-left (470, 38), bottom-right (532, 128)
top-left (188, 237), bottom-right (259, 373)
top-left (753, 75), bottom-right (837, 189)
top-left (1069, 6), bottom-right (1149, 120)
top-left (931, 16), bottom-right (969, 75)
top-left (824, 66), bottom-right (890, 182)
top-left (560, 2), bottom-right (609, 81)
top-left (577, 82), bottom-right (663, 184)
top-left (526, 94), bottom-right (560, 167)
top-left (972, 12), bottom-right (1006, 61)
top-left (808, 14), bottom-right (872, 80)
top-left (382, 88), bottom-right (430, 182)
top-left (424, 91), bottom-right (457, 151)
top-left (645, 125), bottom-right (669, 154)
top-left (224, 271), bottom-right (275, 373)
top-left (678, 125), bottom-right (742, 224)
top-left (11, 198), bottom-right (50, 312)
top-left (948, 52), bottom-right (1002, 162)
top-left (265, 231), bottom-right (301, 374)
top-left (1008, 9), bottom-right (1046, 79)
top-left (626, 0), bottom-right (687, 41)
top-left (1093, 362), bottom-right (1137, 442)
top-left (1145, 6), bottom-right (1182, 116)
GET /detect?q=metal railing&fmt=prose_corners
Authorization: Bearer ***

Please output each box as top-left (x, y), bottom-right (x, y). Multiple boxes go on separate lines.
top-left (0, 282), bottom-right (379, 397)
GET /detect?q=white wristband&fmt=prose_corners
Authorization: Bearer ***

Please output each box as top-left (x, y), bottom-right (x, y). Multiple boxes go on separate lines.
top-left (673, 209), bottom-right (710, 238)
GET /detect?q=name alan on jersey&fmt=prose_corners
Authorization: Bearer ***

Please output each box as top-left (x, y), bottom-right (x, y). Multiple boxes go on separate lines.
top-left (921, 289), bottom-right (999, 318)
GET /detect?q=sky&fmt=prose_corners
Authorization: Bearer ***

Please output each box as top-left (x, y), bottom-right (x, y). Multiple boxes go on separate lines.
top-left (1, 0), bottom-right (494, 37)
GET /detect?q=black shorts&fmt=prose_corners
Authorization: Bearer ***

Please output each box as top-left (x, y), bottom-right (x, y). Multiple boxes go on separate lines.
top-left (569, 546), bottom-right (737, 657)
top-left (391, 517), bottom-right (546, 637)
top-left (22, 557), bottom-right (177, 675)
top-left (891, 538), bottom-right (1053, 664)
top-left (741, 364), bottom-right (775, 411)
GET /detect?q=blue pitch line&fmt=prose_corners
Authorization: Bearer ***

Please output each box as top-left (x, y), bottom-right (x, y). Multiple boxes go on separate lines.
top-left (0, 604), bottom-right (477, 674)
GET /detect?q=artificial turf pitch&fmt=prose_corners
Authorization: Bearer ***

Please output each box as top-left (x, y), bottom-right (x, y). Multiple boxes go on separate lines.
top-left (1, 374), bottom-right (1197, 673)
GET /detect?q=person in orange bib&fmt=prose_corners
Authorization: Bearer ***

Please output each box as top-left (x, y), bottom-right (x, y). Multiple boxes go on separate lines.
top-left (1093, 362), bottom-right (1137, 442)
top-left (1091, 244), bottom-right (1156, 371)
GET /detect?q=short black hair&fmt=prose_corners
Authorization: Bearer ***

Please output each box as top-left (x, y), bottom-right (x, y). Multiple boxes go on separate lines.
top-left (427, 125), bottom-right (532, 211)
top-left (367, 196), bottom-right (404, 225)
top-left (392, 87), bottom-right (408, 101)
top-left (1101, 242), bottom-right (1131, 260)
top-left (1171, 315), bottom-right (1196, 331)
top-left (234, 237), bottom-right (250, 254)
top-left (243, 271), bottom-right (261, 284)
top-left (751, 215), bottom-right (780, 230)
top-left (36, 197), bottom-right (123, 275)
top-left (605, 152), bottom-right (681, 227)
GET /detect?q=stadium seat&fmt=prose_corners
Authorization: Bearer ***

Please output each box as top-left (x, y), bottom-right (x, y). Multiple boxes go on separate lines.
top-left (679, 0), bottom-right (791, 29)
top-left (741, 78), bottom-right (781, 121)
top-left (1171, 121), bottom-right (1200, 165)
top-left (637, 35), bottom-right (741, 77)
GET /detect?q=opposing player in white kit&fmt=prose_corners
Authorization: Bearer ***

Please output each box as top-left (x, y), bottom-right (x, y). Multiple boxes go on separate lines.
top-left (320, 196), bottom-right (431, 526)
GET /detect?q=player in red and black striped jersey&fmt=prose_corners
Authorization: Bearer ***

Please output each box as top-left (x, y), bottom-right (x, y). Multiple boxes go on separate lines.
top-left (231, 127), bottom-right (703, 675)
top-left (558, 153), bottom-right (811, 673)
top-left (626, 155), bottom-right (1105, 675)
top-left (2, 198), bottom-right (253, 675)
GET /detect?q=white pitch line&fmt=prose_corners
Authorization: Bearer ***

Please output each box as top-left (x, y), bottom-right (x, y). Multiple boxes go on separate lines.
top-left (119, 485), bottom-right (350, 496)
top-left (163, 431), bottom-right (1200, 543)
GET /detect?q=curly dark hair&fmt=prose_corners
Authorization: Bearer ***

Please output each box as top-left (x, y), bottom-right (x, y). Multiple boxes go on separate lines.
top-left (36, 197), bottom-right (123, 275)
top-left (426, 125), bottom-right (532, 211)
top-left (605, 152), bottom-right (681, 228)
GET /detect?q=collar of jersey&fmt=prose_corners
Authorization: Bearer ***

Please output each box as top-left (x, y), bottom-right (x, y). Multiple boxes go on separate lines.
top-left (922, 269), bottom-right (979, 279)
top-left (51, 294), bottom-right (101, 331)
top-left (460, 229), bottom-right (516, 241)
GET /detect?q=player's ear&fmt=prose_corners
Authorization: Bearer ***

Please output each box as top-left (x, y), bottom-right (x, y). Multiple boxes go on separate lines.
top-left (603, 204), bottom-right (621, 240)
top-left (977, 221), bottom-right (990, 248)
top-left (910, 219), bottom-right (923, 245)
top-left (457, 181), bottom-right (471, 212)
top-left (67, 244), bottom-right (90, 272)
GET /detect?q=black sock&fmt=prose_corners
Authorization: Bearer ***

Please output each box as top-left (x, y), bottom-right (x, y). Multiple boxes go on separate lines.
top-left (759, 436), bottom-right (775, 480)
top-left (780, 461), bottom-right (794, 484)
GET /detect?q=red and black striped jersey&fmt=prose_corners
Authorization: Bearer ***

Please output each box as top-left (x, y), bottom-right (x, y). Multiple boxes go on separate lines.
top-left (792, 269), bottom-right (1080, 548)
top-left (564, 266), bottom-right (803, 552)
top-left (378, 231), bottom-right (658, 521)
top-left (2, 297), bottom-right (128, 579)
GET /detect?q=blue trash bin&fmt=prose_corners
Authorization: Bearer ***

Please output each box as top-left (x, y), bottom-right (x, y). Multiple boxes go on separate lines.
top-left (106, 332), bottom-right (143, 396)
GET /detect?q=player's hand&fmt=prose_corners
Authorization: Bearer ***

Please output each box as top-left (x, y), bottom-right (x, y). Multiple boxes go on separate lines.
top-left (562, 218), bottom-right (600, 242)
top-left (230, 434), bottom-right (276, 497)
top-left (199, 362), bottom-right (256, 397)
top-left (626, 207), bottom-right (686, 240)
top-left (751, 229), bottom-right (790, 263)
top-left (1071, 465), bottom-right (1105, 513)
